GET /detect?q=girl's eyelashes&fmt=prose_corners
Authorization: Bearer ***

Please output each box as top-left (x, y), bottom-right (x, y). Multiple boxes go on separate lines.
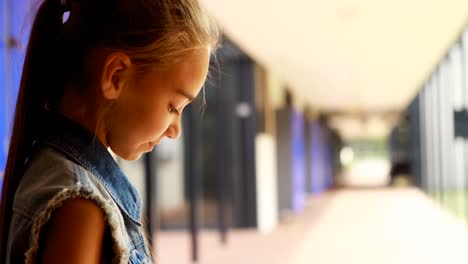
top-left (169, 105), bottom-right (180, 115)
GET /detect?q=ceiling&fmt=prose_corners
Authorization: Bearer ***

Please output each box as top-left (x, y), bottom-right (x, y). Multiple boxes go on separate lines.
top-left (200, 0), bottom-right (468, 113)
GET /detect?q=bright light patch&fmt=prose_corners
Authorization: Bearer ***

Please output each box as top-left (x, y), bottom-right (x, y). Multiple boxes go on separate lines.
top-left (340, 147), bottom-right (354, 166)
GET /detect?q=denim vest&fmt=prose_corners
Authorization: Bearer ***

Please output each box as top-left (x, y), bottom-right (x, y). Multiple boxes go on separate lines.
top-left (6, 113), bottom-right (152, 263)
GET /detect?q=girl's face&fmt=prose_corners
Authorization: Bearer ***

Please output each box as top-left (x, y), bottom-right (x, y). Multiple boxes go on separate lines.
top-left (105, 49), bottom-right (211, 161)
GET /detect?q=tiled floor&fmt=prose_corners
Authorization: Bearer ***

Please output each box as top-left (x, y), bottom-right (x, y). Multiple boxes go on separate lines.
top-left (154, 188), bottom-right (468, 264)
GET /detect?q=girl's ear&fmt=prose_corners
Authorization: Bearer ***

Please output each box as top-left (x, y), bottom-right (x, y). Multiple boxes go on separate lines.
top-left (100, 52), bottom-right (132, 100)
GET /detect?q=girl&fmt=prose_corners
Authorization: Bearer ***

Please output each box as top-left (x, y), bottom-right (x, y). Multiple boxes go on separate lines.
top-left (0, 0), bottom-right (220, 263)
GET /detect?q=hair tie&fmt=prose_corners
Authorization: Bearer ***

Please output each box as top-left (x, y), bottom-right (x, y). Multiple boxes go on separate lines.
top-left (60, 0), bottom-right (72, 12)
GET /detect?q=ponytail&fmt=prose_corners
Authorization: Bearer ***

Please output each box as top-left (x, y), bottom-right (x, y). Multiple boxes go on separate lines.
top-left (0, 0), bottom-right (68, 260)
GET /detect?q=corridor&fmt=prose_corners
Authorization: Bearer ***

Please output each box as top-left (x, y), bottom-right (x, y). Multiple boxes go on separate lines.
top-left (157, 188), bottom-right (468, 264)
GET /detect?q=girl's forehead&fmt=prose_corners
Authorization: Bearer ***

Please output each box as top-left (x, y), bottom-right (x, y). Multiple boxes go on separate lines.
top-left (135, 49), bottom-right (210, 96)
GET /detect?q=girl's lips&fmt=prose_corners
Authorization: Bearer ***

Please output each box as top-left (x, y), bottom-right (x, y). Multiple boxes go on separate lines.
top-left (147, 139), bottom-right (161, 151)
top-left (147, 142), bottom-right (156, 152)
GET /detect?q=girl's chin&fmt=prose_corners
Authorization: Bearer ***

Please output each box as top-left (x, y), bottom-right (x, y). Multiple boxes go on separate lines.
top-left (109, 143), bottom-right (156, 161)
top-left (112, 149), bottom-right (144, 162)
top-left (125, 153), bottom-right (144, 161)
top-left (128, 146), bottom-right (155, 161)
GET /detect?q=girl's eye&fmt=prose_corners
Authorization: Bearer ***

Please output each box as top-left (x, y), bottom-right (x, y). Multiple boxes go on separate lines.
top-left (169, 106), bottom-right (179, 115)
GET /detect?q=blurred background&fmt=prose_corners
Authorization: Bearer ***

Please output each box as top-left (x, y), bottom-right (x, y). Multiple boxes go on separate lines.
top-left (2, 0), bottom-right (468, 263)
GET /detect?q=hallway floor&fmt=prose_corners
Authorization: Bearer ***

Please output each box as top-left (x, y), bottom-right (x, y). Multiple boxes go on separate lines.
top-left (155, 188), bottom-right (468, 264)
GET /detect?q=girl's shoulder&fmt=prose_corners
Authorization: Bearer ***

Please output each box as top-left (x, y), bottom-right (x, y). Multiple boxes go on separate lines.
top-left (11, 146), bottom-right (131, 263)
top-left (14, 146), bottom-right (122, 221)
top-left (15, 147), bottom-right (98, 214)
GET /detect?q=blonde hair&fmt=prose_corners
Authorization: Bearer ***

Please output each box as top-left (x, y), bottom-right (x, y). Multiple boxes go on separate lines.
top-left (99, 0), bottom-right (221, 69)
